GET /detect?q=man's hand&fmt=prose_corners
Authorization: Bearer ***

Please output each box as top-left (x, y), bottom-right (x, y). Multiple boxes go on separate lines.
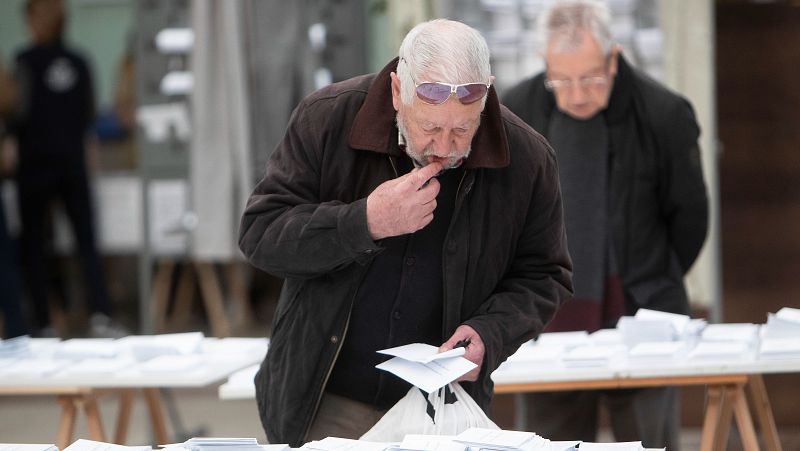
top-left (366, 162), bottom-right (443, 240)
top-left (440, 324), bottom-right (485, 382)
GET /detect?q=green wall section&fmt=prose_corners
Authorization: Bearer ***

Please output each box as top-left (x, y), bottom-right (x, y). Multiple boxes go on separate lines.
top-left (0, 0), bottom-right (134, 109)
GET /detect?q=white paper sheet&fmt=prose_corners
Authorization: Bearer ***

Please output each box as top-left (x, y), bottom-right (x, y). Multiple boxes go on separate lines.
top-left (378, 343), bottom-right (466, 363)
top-left (376, 356), bottom-right (476, 393)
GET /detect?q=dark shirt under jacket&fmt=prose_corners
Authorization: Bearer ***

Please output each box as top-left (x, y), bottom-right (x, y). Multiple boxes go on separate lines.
top-left (327, 155), bottom-right (463, 409)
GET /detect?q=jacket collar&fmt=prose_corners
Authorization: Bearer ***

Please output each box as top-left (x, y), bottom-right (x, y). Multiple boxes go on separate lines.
top-left (603, 54), bottom-right (634, 124)
top-left (349, 57), bottom-right (510, 169)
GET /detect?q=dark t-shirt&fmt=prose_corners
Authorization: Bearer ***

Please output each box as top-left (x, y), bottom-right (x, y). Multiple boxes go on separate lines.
top-left (13, 42), bottom-right (93, 170)
top-left (326, 155), bottom-right (463, 409)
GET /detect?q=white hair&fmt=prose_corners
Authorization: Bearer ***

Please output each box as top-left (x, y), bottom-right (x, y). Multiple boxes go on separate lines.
top-left (538, 0), bottom-right (613, 56)
top-left (397, 19), bottom-right (492, 107)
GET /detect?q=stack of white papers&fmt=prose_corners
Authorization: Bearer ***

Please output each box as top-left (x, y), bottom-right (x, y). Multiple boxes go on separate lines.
top-left (375, 343), bottom-right (476, 393)
top-left (761, 308), bottom-right (800, 339)
top-left (758, 338), bottom-right (800, 360)
top-left (617, 316), bottom-right (676, 346)
top-left (534, 331), bottom-right (589, 349)
top-left (0, 358), bottom-right (72, 377)
top-left (578, 442), bottom-right (646, 451)
top-left (164, 437), bottom-right (267, 451)
top-left (504, 342), bottom-right (564, 367)
top-left (562, 345), bottom-right (624, 368)
top-left (57, 357), bottom-right (137, 377)
top-left (138, 354), bottom-right (205, 373)
top-left (65, 438), bottom-right (151, 451)
top-left (454, 427), bottom-right (549, 451)
top-left (59, 339), bottom-right (118, 359)
top-left (397, 434), bottom-right (465, 451)
top-left (700, 323), bottom-right (759, 344)
top-left (118, 333), bottom-right (205, 361)
top-left (0, 335), bottom-right (32, 359)
top-left (0, 445), bottom-right (58, 451)
top-left (687, 341), bottom-right (750, 361)
top-left (301, 437), bottom-right (385, 451)
top-left (589, 329), bottom-right (623, 346)
top-left (627, 341), bottom-right (687, 362)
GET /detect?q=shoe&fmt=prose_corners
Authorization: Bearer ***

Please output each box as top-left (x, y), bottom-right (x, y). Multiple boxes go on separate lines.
top-left (89, 313), bottom-right (129, 339)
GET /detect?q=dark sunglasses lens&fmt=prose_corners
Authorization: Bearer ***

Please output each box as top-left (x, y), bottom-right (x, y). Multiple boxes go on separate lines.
top-left (416, 83), bottom-right (451, 104)
top-left (457, 84), bottom-right (488, 104)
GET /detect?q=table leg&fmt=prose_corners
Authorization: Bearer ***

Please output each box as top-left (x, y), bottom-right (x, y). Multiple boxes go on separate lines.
top-left (81, 394), bottom-right (106, 442)
top-left (713, 385), bottom-right (735, 451)
top-left (114, 389), bottom-right (135, 444)
top-left (195, 262), bottom-right (231, 337)
top-left (731, 384), bottom-right (760, 451)
top-left (747, 374), bottom-right (783, 451)
top-left (144, 387), bottom-right (170, 444)
top-left (56, 395), bottom-right (78, 451)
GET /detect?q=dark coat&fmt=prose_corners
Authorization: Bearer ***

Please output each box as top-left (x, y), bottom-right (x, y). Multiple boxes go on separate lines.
top-left (239, 58), bottom-right (573, 446)
top-left (502, 55), bottom-right (708, 316)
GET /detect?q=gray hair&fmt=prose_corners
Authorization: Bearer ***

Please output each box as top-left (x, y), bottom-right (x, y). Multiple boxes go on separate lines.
top-left (397, 19), bottom-right (491, 106)
top-left (538, 0), bottom-right (613, 56)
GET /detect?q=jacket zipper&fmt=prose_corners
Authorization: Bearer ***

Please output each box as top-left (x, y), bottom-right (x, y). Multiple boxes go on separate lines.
top-left (441, 169), bottom-right (470, 337)
top-left (301, 155), bottom-right (400, 442)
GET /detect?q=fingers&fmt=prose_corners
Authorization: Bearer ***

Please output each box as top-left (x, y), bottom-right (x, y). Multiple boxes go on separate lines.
top-left (406, 162), bottom-right (444, 190)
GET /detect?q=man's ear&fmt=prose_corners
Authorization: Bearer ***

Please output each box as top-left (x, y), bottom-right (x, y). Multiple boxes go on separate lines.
top-left (390, 71), bottom-right (402, 111)
top-left (609, 45), bottom-right (620, 77)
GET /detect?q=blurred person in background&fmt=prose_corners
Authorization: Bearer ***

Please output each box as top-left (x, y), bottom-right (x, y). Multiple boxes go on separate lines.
top-left (239, 19), bottom-right (572, 446)
top-left (502, 1), bottom-right (708, 449)
top-left (8, 0), bottom-right (125, 338)
top-left (0, 53), bottom-right (30, 339)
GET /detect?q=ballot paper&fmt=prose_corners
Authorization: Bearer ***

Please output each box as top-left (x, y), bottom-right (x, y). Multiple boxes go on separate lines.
top-left (700, 323), bottom-right (759, 343)
top-left (117, 333), bottom-right (205, 361)
top-left (301, 437), bottom-right (386, 451)
top-left (577, 442), bottom-right (645, 451)
top-left (0, 445), bottom-right (58, 451)
top-left (64, 439), bottom-right (151, 451)
top-left (376, 354), bottom-right (476, 393)
top-left (396, 435), bottom-right (466, 451)
top-left (627, 341), bottom-right (687, 362)
top-left (161, 437), bottom-right (271, 451)
top-left (454, 427), bottom-right (549, 451)
top-left (758, 338), bottom-right (800, 360)
top-left (687, 341), bottom-right (750, 361)
top-left (378, 343), bottom-right (466, 363)
top-left (58, 339), bottom-right (119, 359)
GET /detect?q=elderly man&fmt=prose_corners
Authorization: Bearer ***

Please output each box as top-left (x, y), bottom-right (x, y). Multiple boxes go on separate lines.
top-left (239, 19), bottom-right (572, 446)
top-left (503, 1), bottom-right (708, 449)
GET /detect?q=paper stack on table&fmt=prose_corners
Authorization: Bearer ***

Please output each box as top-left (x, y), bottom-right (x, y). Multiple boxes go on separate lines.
top-left (453, 427), bottom-right (550, 451)
top-left (627, 341), bottom-right (687, 363)
top-left (562, 345), bottom-right (625, 368)
top-left (0, 445), bottom-right (58, 451)
top-left (761, 307), bottom-right (800, 339)
top-left (300, 437), bottom-right (384, 451)
top-left (700, 323), bottom-right (759, 344)
top-left (162, 437), bottom-right (279, 451)
top-left (759, 338), bottom-right (800, 360)
top-left (64, 438), bottom-right (151, 451)
top-left (375, 343), bottom-right (476, 393)
top-left (117, 332), bottom-right (205, 361)
top-left (687, 341), bottom-right (750, 362)
top-left (0, 335), bottom-right (32, 359)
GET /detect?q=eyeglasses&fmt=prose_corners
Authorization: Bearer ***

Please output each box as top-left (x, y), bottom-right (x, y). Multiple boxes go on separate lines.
top-left (415, 81), bottom-right (491, 105)
top-left (544, 76), bottom-right (609, 91)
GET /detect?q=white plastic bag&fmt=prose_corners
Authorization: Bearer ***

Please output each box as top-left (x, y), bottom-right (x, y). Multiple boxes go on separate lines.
top-left (360, 383), bottom-right (499, 442)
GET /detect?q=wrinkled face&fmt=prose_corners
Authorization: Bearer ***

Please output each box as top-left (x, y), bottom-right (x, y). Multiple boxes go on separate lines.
top-left (544, 30), bottom-right (617, 120)
top-left (391, 72), bottom-right (483, 170)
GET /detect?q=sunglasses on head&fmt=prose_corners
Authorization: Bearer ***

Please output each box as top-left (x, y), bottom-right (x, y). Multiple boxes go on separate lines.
top-left (414, 81), bottom-right (491, 105)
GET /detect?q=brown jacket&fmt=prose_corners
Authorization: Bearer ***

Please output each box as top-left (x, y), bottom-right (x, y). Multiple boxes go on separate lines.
top-left (239, 58), bottom-right (573, 446)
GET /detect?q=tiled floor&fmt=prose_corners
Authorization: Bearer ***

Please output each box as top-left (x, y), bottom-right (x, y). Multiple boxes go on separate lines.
top-left (2, 387), bottom-right (798, 449)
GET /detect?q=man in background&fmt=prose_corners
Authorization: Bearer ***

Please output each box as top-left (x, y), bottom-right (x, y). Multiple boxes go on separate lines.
top-left (10, 0), bottom-right (124, 338)
top-left (503, 1), bottom-right (708, 449)
top-left (0, 54), bottom-right (29, 339)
